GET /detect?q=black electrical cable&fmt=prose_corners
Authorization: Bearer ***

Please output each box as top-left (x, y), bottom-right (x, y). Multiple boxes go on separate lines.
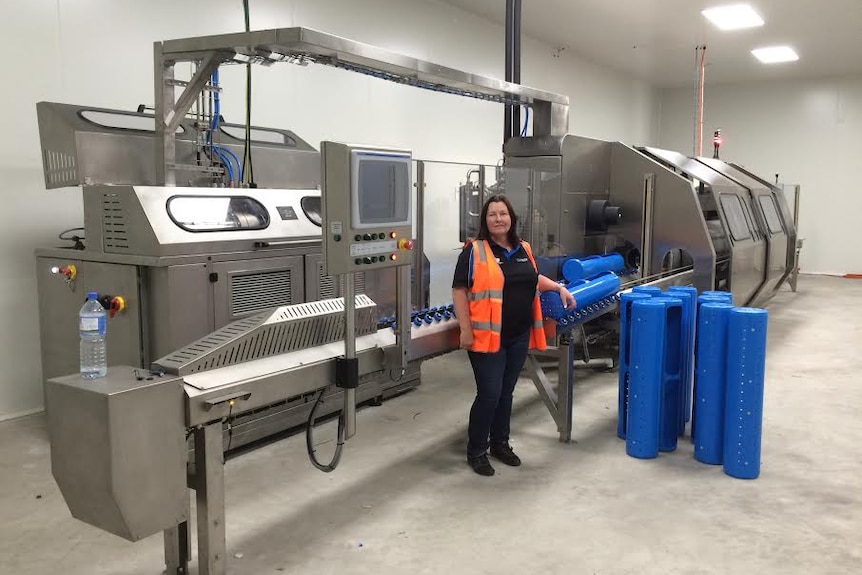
top-left (58, 227), bottom-right (85, 250)
top-left (58, 227), bottom-right (85, 241)
top-left (242, 0), bottom-right (254, 186)
top-left (245, 64), bottom-right (254, 185)
top-left (305, 387), bottom-right (345, 473)
top-left (226, 401), bottom-right (235, 451)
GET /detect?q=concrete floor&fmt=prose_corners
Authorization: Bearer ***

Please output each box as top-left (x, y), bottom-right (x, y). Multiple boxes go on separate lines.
top-left (1, 275), bottom-right (860, 575)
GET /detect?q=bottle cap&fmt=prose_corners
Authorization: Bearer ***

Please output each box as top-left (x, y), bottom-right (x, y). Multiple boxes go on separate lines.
top-left (87, 291), bottom-right (99, 300)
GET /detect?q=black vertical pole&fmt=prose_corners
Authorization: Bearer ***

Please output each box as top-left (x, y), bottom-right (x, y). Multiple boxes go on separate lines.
top-left (504, 0), bottom-right (514, 149)
top-left (512, 0), bottom-right (521, 138)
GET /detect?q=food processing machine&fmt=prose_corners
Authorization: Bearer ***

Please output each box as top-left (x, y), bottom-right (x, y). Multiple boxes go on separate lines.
top-left (38, 26), bottom-right (798, 575)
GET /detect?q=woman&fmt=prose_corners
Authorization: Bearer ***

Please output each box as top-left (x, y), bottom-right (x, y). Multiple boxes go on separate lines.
top-left (452, 195), bottom-right (576, 477)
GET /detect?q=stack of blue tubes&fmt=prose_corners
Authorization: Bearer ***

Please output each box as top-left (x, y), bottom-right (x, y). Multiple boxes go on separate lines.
top-left (693, 303), bottom-right (768, 479)
top-left (617, 286), bottom-right (769, 480)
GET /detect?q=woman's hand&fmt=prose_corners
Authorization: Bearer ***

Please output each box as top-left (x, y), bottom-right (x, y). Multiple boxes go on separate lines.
top-left (460, 329), bottom-right (474, 350)
top-left (559, 287), bottom-right (576, 310)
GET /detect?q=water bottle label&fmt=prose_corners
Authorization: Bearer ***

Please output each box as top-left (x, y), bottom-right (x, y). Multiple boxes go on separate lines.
top-left (80, 316), bottom-right (107, 336)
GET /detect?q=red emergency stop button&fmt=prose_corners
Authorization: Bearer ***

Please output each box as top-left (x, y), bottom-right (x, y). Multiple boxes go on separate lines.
top-left (398, 239), bottom-right (414, 250)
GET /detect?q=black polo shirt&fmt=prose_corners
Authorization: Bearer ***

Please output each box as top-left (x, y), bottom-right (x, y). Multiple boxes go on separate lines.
top-left (452, 240), bottom-right (539, 342)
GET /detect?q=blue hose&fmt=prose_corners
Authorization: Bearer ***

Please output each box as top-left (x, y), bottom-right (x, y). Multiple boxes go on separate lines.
top-left (214, 146), bottom-right (242, 180)
top-left (207, 68), bottom-right (243, 183)
top-left (520, 105), bottom-right (530, 137)
top-left (211, 69), bottom-right (220, 131)
top-left (214, 149), bottom-right (234, 182)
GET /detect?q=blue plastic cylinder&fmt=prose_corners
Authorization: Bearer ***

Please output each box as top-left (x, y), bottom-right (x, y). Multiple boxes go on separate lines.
top-left (650, 296), bottom-right (684, 453)
top-left (626, 299), bottom-right (666, 458)
top-left (668, 286), bottom-right (699, 430)
top-left (540, 272), bottom-right (620, 322)
top-left (692, 302), bottom-right (733, 465)
top-left (562, 253), bottom-right (625, 283)
top-left (632, 285), bottom-right (662, 297)
top-left (723, 308), bottom-right (768, 480)
top-left (567, 271), bottom-right (621, 310)
top-left (617, 292), bottom-right (652, 439)
top-left (700, 291), bottom-right (734, 304)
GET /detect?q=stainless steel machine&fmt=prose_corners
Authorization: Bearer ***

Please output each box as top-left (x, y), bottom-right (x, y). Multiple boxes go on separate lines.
top-left (492, 136), bottom-right (797, 307)
top-left (35, 102), bottom-right (424, 450)
top-left (38, 25), bottom-right (799, 575)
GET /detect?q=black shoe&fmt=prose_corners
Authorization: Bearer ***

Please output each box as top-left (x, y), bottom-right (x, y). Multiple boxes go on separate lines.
top-left (490, 442), bottom-right (521, 467)
top-left (467, 454), bottom-right (495, 476)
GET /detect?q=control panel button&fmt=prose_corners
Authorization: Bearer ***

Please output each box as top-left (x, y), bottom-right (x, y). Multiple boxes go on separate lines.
top-left (363, 234), bottom-right (372, 241)
top-left (354, 234), bottom-right (362, 242)
top-left (363, 257), bottom-right (372, 264)
top-left (333, 234), bottom-right (341, 242)
top-left (355, 258), bottom-right (362, 265)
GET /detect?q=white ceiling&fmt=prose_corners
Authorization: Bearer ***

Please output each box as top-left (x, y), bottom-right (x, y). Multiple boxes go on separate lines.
top-left (439, 0), bottom-right (862, 87)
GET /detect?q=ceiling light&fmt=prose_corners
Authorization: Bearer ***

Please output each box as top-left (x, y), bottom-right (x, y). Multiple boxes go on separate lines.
top-left (702, 4), bottom-right (765, 31)
top-left (751, 46), bottom-right (799, 64)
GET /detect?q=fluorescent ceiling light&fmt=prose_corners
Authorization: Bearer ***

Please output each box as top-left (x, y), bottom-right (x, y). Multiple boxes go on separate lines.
top-left (702, 4), bottom-right (765, 30)
top-left (751, 46), bottom-right (799, 64)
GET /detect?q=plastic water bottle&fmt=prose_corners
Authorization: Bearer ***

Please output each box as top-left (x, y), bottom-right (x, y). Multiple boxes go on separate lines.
top-left (79, 292), bottom-right (107, 379)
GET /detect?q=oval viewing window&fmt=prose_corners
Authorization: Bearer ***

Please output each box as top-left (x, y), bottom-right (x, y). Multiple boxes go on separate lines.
top-left (167, 195), bottom-right (270, 232)
top-left (300, 196), bottom-right (322, 227)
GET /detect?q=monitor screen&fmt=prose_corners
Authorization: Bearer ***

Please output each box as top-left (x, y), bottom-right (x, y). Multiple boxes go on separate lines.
top-left (352, 152), bottom-right (411, 227)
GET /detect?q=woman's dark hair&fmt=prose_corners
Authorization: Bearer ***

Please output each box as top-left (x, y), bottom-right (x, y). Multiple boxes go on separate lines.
top-left (477, 194), bottom-right (520, 246)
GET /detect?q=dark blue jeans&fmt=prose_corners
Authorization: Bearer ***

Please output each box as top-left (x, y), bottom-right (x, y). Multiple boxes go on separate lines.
top-left (466, 330), bottom-right (530, 458)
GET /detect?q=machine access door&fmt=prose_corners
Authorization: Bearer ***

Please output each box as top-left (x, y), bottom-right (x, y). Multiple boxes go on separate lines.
top-left (639, 147), bottom-right (766, 306)
top-left (697, 158), bottom-right (788, 305)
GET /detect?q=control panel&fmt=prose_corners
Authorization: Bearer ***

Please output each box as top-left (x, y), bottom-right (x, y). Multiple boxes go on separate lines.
top-left (321, 141), bottom-right (415, 276)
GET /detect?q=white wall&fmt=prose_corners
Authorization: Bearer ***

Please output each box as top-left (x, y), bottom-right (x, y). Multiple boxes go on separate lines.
top-left (658, 75), bottom-right (862, 276)
top-left (0, 0), bottom-right (660, 420)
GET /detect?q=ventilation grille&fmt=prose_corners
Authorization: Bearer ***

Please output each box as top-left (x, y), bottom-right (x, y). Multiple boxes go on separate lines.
top-left (102, 192), bottom-right (129, 251)
top-left (153, 294), bottom-right (378, 376)
top-left (43, 149), bottom-right (78, 187)
top-left (317, 261), bottom-right (365, 300)
top-left (231, 269), bottom-right (293, 317)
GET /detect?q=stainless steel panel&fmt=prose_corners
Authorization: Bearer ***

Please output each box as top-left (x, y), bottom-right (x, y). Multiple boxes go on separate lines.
top-left (212, 256), bottom-right (304, 327)
top-left (406, 318), bottom-right (460, 361)
top-left (609, 144), bottom-right (716, 293)
top-left (731, 163), bottom-right (799, 293)
top-left (143, 263), bottom-right (213, 360)
top-left (36, 102), bottom-right (320, 189)
top-left (84, 186), bottom-right (322, 257)
top-left (36, 257), bottom-right (143, 381)
top-left (45, 367), bottom-right (186, 542)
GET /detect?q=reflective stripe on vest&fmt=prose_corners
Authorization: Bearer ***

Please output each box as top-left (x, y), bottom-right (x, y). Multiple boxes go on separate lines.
top-left (466, 239), bottom-right (548, 353)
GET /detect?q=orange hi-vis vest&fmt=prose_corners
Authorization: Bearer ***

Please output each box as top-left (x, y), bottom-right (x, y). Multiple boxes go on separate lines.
top-left (467, 239), bottom-right (548, 353)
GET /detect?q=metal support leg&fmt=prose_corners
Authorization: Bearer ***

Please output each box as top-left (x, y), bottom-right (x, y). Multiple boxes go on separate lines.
top-left (163, 512), bottom-right (190, 575)
top-left (194, 423), bottom-right (226, 575)
top-left (526, 339), bottom-right (575, 443)
top-left (527, 354), bottom-right (560, 425)
top-left (557, 339), bottom-right (575, 443)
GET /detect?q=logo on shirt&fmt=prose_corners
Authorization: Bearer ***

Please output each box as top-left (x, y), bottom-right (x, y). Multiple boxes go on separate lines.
top-left (516, 257), bottom-right (529, 263)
